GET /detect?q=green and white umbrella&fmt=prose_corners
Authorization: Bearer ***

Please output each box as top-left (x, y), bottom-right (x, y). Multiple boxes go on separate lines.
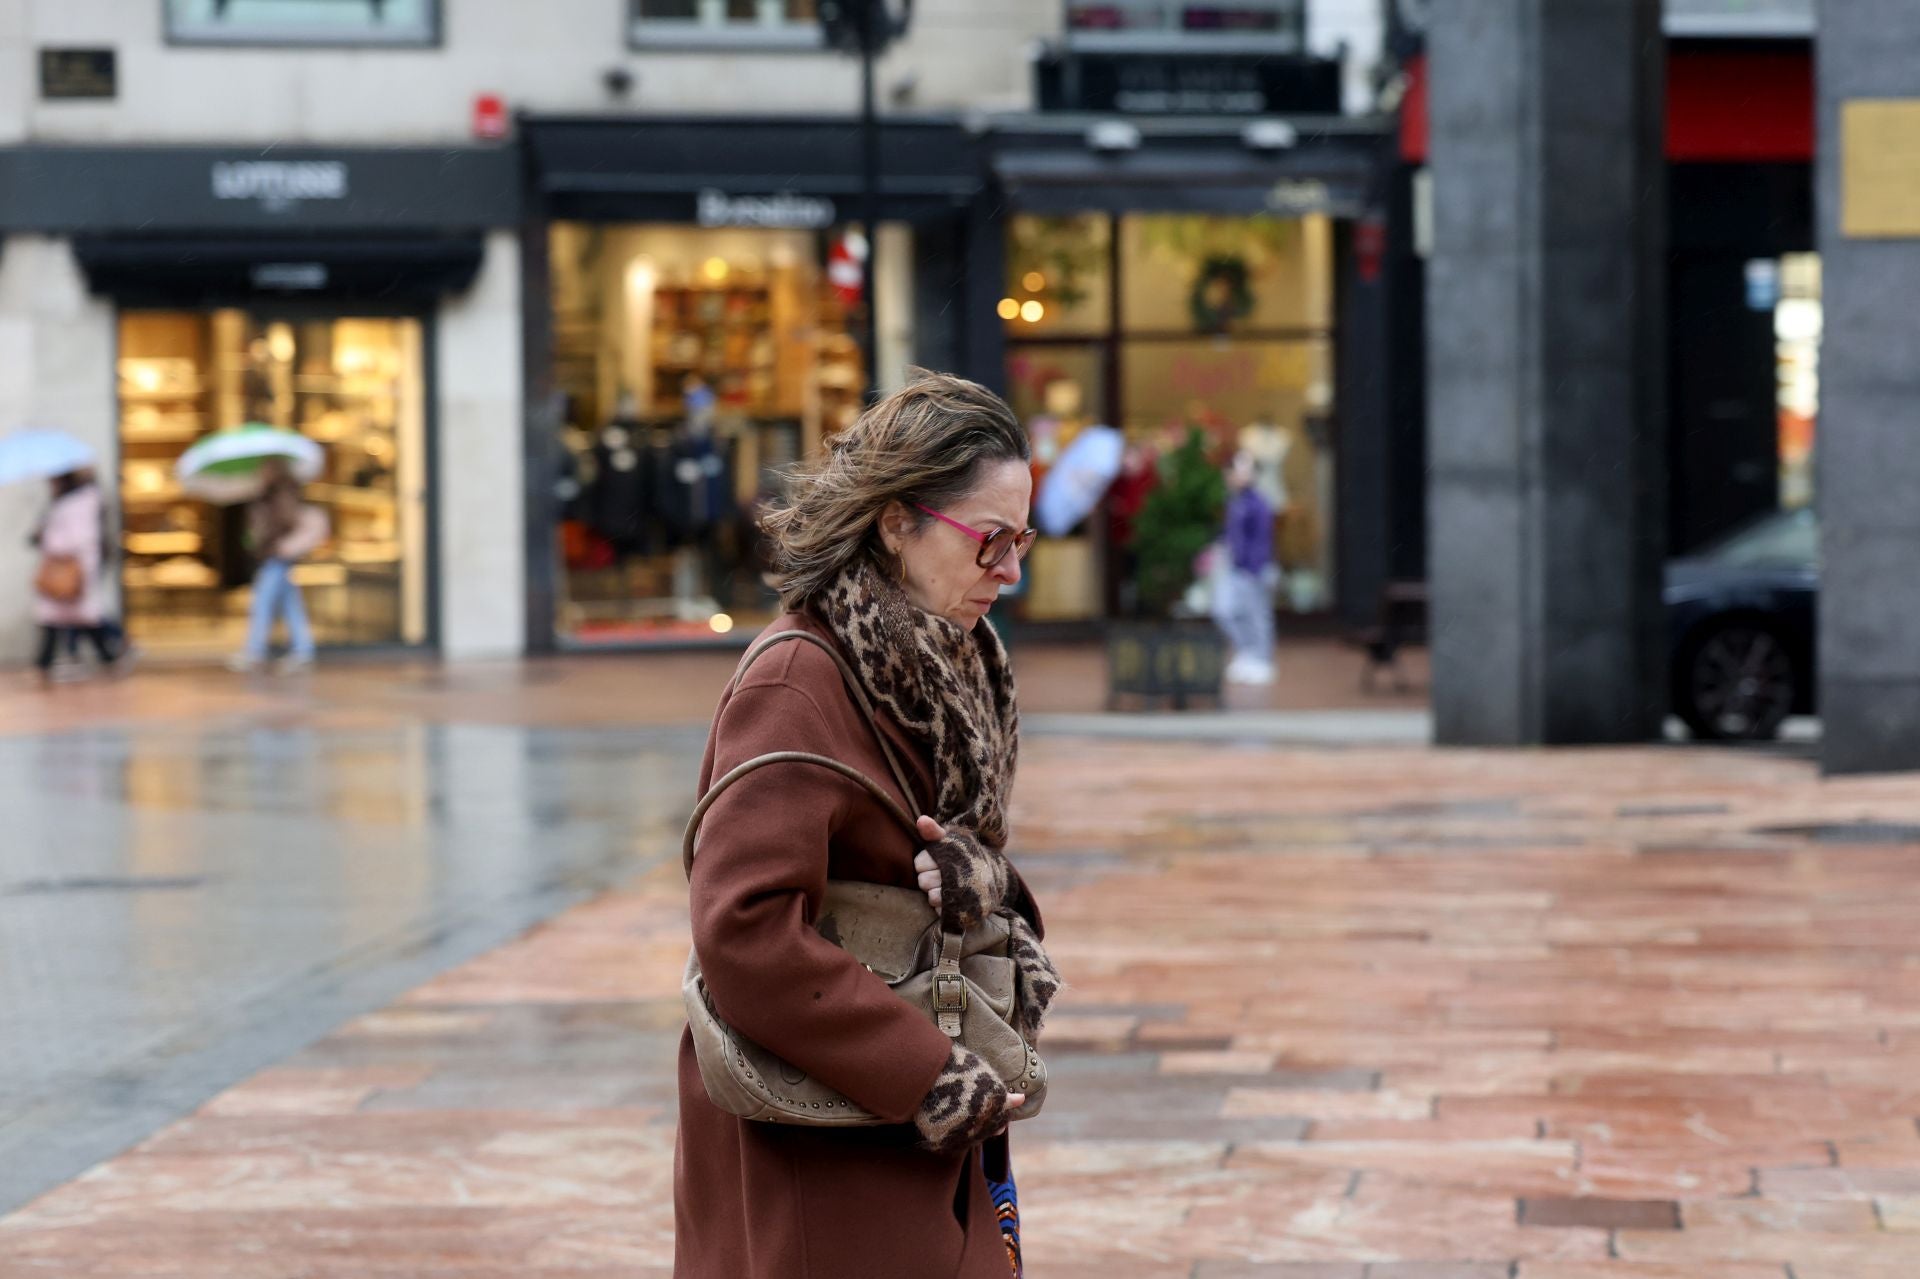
top-left (175, 425), bottom-right (323, 504)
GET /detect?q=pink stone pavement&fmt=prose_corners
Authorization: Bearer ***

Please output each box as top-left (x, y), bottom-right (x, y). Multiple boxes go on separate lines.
top-left (5, 689), bottom-right (1920, 1274)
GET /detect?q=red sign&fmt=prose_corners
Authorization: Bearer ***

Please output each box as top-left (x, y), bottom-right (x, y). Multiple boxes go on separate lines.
top-left (1354, 217), bottom-right (1387, 284)
top-left (473, 94), bottom-right (508, 141)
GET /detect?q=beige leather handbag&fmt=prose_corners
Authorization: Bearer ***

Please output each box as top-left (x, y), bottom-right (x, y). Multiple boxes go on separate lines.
top-left (681, 629), bottom-right (1048, 1128)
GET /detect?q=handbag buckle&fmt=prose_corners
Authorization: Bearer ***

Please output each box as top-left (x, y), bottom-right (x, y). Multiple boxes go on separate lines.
top-left (933, 972), bottom-right (968, 1014)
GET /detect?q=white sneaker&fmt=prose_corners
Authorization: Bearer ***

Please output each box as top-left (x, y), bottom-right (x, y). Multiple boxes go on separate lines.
top-left (277, 653), bottom-right (315, 675)
top-left (1224, 655), bottom-right (1257, 684)
top-left (226, 654), bottom-right (262, 674)
top-left (1243, 660), bottom-right (1277, 686)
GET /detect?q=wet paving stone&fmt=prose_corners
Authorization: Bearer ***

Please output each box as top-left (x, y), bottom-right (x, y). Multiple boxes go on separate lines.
top-left (5, 727), bottom-right (1920, 1274)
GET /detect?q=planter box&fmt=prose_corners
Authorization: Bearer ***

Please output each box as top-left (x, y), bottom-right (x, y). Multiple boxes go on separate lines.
top-left (1104, 619), bottom-right (1226, 710)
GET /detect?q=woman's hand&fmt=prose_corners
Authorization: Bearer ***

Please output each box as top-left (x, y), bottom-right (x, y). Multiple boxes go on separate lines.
top-left (913, 816), bottom-right (946, 913)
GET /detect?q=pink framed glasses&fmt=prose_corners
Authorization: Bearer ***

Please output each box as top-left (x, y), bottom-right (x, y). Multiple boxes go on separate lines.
top-left (914, 504), bottom-right (1037, 569)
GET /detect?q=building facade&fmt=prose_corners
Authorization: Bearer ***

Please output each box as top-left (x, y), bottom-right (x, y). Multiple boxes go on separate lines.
top-left (0, 0), bottom-right (1393, 663)
top-left (1395, 0), bottom-right (1819, 562)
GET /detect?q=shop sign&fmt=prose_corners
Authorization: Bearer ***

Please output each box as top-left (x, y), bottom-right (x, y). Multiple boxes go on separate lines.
top-left (250, 262), bottom-right (330, 292)
top-left (212, 160), bottom-right (350, 212)
top-left (1037, 52), bottom-right (1341, 117)
top-left (696, 188), bottom-right (836, 230)
top-left (1264, 178), bottom-right (1333, 216)
top-left (40, 48), bottom-right (117, 100)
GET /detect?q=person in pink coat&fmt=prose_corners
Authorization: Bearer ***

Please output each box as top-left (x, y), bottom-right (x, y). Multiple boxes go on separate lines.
top-left (31, 468), bottom-right (126, 683)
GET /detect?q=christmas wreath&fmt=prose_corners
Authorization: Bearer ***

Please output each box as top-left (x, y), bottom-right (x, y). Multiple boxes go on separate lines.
top-left (1189, 255), bottom-right (1254, 333)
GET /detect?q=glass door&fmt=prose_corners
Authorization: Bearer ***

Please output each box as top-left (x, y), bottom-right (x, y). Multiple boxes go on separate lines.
top-left (118, 309), bottom-right (430, 656)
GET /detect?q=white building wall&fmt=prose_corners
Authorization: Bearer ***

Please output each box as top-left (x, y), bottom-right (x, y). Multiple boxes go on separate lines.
top-left (0, 0), bottom-right (1054, 145)
top-left (0, 237), bottom-right (116, 664)
top-left (1308, 0), bottom-right (1389, 116)
top-left (435, 231), bottom-right (524, 661)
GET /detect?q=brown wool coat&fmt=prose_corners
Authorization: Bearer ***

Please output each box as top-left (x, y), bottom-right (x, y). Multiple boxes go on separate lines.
top-left (674, 611), bottom-right (1041, 1279)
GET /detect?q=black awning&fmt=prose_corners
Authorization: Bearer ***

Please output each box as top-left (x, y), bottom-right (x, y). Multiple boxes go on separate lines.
top-left (71, 234), bottom-right (485, 305)
top-left (524, 116), bottom-right (984, 223)
top-left (992, 147), bottom-right (1376, 217)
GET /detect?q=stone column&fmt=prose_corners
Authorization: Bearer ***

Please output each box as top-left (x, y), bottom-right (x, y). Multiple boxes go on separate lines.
top-left (1425, 0), bottom-right (1668, 745)
top-left (437, 231), bottom-right (527, 661)
top-left (1815, 2), bottom-right (1920, 774)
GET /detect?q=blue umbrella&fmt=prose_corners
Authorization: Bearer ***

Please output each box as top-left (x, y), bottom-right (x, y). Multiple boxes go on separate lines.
top-left (0, 428), bottom-right (95, 486)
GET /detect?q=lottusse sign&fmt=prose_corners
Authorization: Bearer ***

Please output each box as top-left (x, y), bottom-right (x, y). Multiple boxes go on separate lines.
top-left (212, 160), bottom-right (350, 211)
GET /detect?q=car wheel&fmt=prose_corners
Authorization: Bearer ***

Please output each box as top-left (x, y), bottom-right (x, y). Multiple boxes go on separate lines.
top-left (1678, 622), bottom-right (1797, 741)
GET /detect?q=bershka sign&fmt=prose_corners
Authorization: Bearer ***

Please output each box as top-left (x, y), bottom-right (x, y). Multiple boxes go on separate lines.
top-left (211, 160), bottom-right (349, 211)
top-left (696, 188), bottom-right (835, 230)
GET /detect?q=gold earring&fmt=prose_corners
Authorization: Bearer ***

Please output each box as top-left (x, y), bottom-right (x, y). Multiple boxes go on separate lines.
top-left (897, 555), bottom-right (908, 586)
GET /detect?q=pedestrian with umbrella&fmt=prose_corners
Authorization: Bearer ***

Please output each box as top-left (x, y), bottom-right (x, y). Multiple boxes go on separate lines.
top-left (175, 425), bottom-right (328, 673)
top-left (0, 428), bottom-right (130, 684)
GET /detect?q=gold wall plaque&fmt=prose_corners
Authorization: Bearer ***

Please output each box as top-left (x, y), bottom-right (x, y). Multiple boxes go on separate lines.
top-left (1842, 100), bottom-right (1920, 239)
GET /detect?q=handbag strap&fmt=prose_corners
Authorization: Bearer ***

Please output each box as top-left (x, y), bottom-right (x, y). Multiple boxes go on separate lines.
top-left (731, 628), bottom-right (922, 814)
top-left (683, 627), bottom-right (923, 877)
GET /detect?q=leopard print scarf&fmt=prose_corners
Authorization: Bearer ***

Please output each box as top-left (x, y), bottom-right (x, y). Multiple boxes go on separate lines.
top-left (819, 560), bottom-right (1060, 1045)
top-left (818, 560), bottom-right (1018, 848)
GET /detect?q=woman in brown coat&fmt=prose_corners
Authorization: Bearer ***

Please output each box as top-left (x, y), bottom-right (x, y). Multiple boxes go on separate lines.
top-left (675, 373), bottom-right (1060, 1278)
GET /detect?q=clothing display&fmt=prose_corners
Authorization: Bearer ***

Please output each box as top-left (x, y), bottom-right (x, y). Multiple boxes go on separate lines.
top-left (1225, 485), bottom-right (1275, 576)
top-left (585, 420), bottom-right (663, 556)
top-left (548, 221), bottom-right (869, 643)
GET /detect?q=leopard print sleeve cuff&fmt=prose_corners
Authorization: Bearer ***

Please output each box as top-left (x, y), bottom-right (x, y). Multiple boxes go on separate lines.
top-left (1007, 913), bottom-right (1061, 1045)
top-left (913, 1042), bottom-right (1010, 1154)
top-left (927, 827), bottom-right (1012, 933)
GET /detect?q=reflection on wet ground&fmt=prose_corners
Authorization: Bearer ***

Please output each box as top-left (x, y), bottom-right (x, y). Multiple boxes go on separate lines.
top-left (0, 719), bottom-right (705, 1213)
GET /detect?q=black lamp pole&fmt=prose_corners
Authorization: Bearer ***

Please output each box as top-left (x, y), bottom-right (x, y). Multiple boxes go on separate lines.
top-left (822, 0), bottom-right (909, 404)
top-left (859, 10), bottom-right (880, 402)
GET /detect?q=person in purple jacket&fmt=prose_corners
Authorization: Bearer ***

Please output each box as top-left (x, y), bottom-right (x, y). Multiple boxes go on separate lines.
top-left (1213, 449), bottom-right (1277, 685)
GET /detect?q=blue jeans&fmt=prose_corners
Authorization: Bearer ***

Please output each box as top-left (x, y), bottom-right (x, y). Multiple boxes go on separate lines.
top-left (1210, 566), bottom-right (1275, 665)
top-left (245, 559), bottom-right (313, 661)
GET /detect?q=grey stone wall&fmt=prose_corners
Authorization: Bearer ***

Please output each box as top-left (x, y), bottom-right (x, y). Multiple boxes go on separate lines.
top-left (1426, 0), bottom-right (1667, 745)
top-left (1815, 0), bottom-right (1920, 773)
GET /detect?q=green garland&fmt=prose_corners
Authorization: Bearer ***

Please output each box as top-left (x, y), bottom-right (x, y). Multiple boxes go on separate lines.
top-left (1190, 255), bottom-right (1254, 333)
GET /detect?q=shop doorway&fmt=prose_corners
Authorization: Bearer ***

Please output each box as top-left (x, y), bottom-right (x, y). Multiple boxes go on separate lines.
top-left (546, 222), bottom-right (876, 646)
top-left (116, 308), bottom-right (431, 657)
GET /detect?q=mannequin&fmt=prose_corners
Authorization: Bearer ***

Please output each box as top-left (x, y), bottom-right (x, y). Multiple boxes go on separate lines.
top-left (668, 376), bottom-right (734, 619)
top-left (587, 389), bottom-right (658, 559)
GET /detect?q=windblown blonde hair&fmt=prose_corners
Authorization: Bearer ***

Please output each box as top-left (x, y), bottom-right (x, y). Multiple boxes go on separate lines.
top-left (763, 370), bottom-right (1030, 612)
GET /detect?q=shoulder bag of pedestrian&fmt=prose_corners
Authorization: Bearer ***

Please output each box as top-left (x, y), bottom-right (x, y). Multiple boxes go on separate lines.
top-left (275, 503), bottom-right (329, 563)
top-left (680, 629), bottom-right (1049, 1127)
top-left (34, 553), bottom-right (82, 605)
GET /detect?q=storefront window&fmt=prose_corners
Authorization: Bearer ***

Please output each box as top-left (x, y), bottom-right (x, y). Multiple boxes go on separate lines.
top-left (1003, 214), bottom-right (1113, 337)
top-left (1775, 252), bottom-right (1821, 510)
top-left (548, 221), bottom-right (871, 645)
top-left (1066, 1), bottom-right (1305, 40)
top-left (1003, 208), bottom-right (1339, 617)
top-left (630, 0), bottom-right (821, 45)
top-left (165, 0), bottom-right (439, 45)
top-left (118, 311), bottom-right (429, 654)
top-left (1119, 213), bottom-right (1332, 333)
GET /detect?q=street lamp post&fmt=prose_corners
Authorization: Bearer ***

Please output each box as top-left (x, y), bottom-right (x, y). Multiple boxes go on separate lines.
top-left (820, 0), bottom-right (912, 403)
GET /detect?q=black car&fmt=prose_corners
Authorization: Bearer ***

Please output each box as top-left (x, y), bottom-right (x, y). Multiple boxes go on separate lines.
top-left (1665, 507), bottom-right (1818, 741)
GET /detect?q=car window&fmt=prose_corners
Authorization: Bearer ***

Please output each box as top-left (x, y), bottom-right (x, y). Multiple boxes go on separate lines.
top-left (1703, 508), bottom-right (1819, 569)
